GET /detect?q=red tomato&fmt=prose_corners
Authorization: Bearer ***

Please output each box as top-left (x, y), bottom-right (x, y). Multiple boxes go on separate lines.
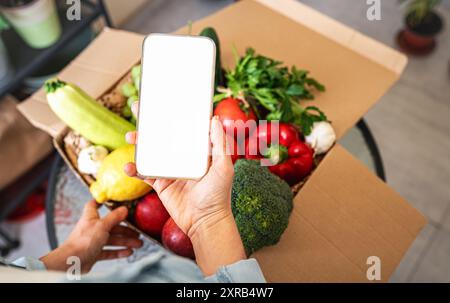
top-left (134, 193), bottom-right (170, 238)
top-left (214, 97), bottom-right (257, 139)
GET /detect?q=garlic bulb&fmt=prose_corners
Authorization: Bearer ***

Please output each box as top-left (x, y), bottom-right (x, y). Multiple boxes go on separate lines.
top-left (305, 121), bottom-right (336, 155)
top-left (77, 146), bottom-right (109, 176)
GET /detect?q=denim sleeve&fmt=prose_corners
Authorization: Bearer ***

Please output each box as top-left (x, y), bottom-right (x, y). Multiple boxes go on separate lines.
top-left (73, 253), bottom-right (265, 283)
top-left (206, 258), bottom-right (266, 283)
top-left (0, 256), bottom-right (47, 271)
top-left (1, 255), bottom-right (266, 283)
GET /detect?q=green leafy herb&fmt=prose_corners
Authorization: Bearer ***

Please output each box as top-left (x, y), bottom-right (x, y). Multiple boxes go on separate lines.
top-left (220, 48), bottom-right (327, 134)
top-left (293, 106), bottom-right (328, 135)
top-left (400, 0), bottom-right (441, 25)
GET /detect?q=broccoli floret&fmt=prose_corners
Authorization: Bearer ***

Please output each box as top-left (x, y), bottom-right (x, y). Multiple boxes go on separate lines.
top-left (232, 159), bottom-right (294, 255)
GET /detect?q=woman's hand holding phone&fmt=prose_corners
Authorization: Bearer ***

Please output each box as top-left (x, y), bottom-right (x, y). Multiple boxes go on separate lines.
top-left (124, 102), bottom-right (246, 276)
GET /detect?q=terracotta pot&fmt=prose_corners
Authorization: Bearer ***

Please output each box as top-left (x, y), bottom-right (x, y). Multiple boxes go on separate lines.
top-left (398, 11), bottom-right (444, 55)
top-left (402, 27), bottom-right (436, 49)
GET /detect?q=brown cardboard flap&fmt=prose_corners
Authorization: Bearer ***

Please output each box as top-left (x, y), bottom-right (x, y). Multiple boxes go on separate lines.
top-left (179, 0), bottom-right (407, 139)
top-left (17, 94), bottom-right (65, 138)
top-left (252, 145), bottom-right (426, 282)
top-left (18, 28), bottom-right (144, 137)
top-left (257, 0), bottom-right (407, 75)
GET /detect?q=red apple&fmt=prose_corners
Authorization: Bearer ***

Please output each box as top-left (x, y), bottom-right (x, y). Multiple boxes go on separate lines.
top-left (134, 192), bottom-right (170, 238)
top-left (161, 218), bottom-right (195, 259)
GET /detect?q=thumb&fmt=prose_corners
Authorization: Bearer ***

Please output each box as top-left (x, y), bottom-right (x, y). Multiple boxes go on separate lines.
top-left (210, 116), bottom-right (231, 165)
top-left (101, 206), bottom-right (128, 231)
top-left (82, 200), bottom-right (100, 221)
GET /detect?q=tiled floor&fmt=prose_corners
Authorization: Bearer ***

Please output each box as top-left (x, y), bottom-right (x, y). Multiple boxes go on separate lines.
top-left (1, 213), bottom-right (49, 260)
top-left (3, 0), bottom-right (450, 282)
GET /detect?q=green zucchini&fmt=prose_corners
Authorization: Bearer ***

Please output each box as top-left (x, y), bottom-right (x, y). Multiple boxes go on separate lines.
top-left (45, 79), bottom-right (135, 150)
top-left (199, 27), bottom-right (224, 91)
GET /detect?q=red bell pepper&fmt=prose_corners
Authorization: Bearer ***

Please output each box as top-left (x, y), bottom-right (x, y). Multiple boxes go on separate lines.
top-left (245, 122), bottom-right (314, 186)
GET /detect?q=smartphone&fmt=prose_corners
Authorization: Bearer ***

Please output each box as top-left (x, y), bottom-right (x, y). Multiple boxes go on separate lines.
top-left (135, 34), bottom-right (216, 180)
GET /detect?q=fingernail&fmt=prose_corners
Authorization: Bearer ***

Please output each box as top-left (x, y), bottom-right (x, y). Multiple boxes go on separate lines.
top-left (132, 102), bottom-right (139, 113)
top-left (124, 163), bottom-right (135, 177)
top-left (123, 163), bottom-right (130, 175)
top-left (125, 132), bottom-right (133, 143)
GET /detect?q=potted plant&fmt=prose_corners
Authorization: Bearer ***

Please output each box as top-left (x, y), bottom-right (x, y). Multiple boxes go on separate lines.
top-left (0, 0), bottom-right (62, 49)
top-left (397, 0), bottom-right (444, 55)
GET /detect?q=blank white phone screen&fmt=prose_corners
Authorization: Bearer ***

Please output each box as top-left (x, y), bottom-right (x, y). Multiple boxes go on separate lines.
top-left (135, 34), bottom-right (216, 179)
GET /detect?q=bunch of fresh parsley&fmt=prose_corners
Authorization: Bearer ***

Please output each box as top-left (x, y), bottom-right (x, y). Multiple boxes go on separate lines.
top-left (216, 48), bottom-right (327, 135)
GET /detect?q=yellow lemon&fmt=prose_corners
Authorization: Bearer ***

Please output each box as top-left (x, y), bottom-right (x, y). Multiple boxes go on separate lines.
top-left (90, 145), bottom-right (151, 203)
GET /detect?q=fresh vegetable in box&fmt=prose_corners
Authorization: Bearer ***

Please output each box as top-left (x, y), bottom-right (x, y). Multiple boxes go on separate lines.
top-left (135, 193), bottom-right (170, 238)
top-left (199, 27), bottom-right (224, 91)
top-left (162, 218), bottom-right (195, 259)
top-left (131, 65), bottom-right (142, 92)
top-left (120, 65), bottom-right (141, 125)
top-left (77, 145), bottom-right (109, 177)
top-left (214, 97), bottom-right (256, 138)
top-left (213, 46), bottom-right (335, 186)
top-left (45, 79), bottom-right (135, 150)
top-left (305, 121), bottom-right (336, 155)
top-left (214, 48), bottom-right (328, 136)
top-left (48, 26), bottom-right (336, 261)
top-left (121, 82), bottom-right (137, 98)
top-left (90, 145), bottom-right (152, 203)
top-left (231, 159), bottom-right (293, 255)
top-left (245, 122), bottom-right (314, 186)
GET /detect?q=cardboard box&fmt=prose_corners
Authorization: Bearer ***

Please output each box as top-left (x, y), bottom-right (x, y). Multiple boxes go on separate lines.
top-left (18, 0), bottom-right (425, 282)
